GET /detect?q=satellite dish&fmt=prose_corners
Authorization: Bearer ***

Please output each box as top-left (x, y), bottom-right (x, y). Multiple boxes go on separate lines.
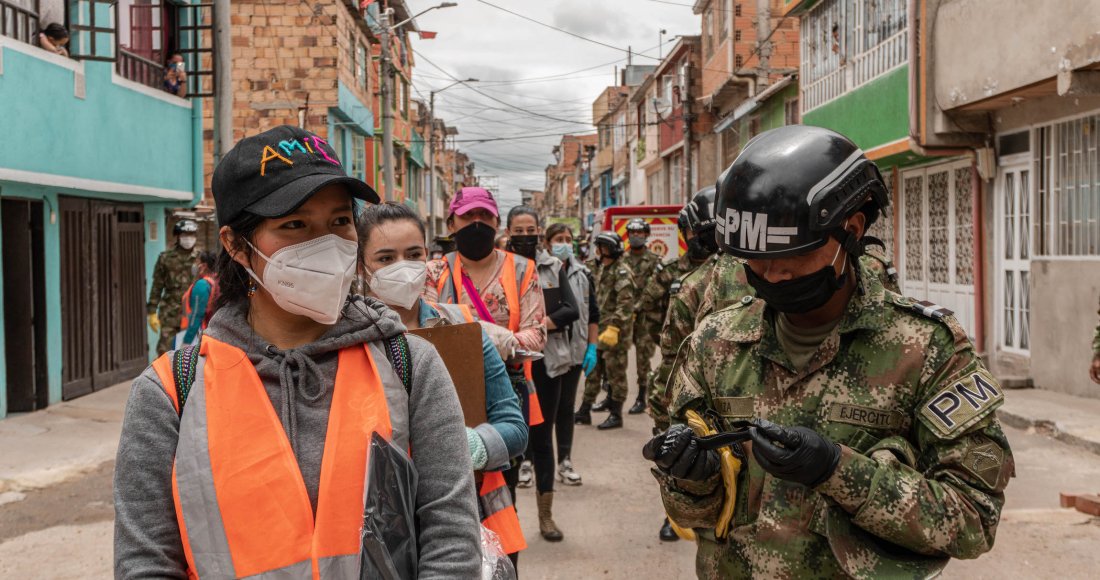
top-left (652, 97), bottom-right (673, 120)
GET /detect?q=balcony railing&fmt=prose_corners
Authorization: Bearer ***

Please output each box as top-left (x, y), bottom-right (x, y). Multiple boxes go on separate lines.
top-left (852, 29), bottom-right (908, 88)
top-left (117, 48), bottom-right (165, 90)
top-left (802, 67), bottom-right (847, 113)
top-left (0, 0), bottom-right (39, 44)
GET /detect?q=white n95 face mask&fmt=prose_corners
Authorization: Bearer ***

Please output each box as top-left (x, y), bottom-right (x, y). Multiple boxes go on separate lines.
top-left (245, 234), bottom-right (358, 325)
top-left (366, 260), bottom-right (427, 310)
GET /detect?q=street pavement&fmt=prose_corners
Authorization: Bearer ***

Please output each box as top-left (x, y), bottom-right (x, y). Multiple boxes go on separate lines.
top-left (3, 353), bottom-right (1100, 578)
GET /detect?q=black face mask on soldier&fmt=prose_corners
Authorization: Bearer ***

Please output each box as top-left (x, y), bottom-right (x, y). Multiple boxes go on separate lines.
top-left (508, 234), bottom-right (540, 259)
top-left (745, 244), bottom-right (849, 314)
top-left (454, 221), bottom-right (496, 261)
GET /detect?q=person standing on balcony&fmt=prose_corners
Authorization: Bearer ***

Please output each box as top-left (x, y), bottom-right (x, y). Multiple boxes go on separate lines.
top-left (147, 219), bottom-right (199, 355)
top-left (36, 23), bottom-right (69, 57)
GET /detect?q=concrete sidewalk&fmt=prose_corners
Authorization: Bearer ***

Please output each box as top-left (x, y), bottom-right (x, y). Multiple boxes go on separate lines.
top-left (0, 381), bottom-right (130, 500)
top-left (998, 388), bottom-right (1100, 457)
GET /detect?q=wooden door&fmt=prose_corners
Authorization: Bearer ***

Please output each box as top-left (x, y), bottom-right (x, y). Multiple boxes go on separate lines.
top-left (3, 199), bottom-right (48, 412)
top-left (60, 197), bottom-right (147, 400)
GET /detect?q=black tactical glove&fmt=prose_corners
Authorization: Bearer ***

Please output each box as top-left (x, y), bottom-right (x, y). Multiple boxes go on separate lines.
top-left (749, 419), bottom-right (841, 488)
top-left (642, 424), bottom-right (721, 482)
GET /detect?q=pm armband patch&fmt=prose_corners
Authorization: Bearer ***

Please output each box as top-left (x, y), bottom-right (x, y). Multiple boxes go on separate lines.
top-left (920, 370), bottom-right (1003, 438)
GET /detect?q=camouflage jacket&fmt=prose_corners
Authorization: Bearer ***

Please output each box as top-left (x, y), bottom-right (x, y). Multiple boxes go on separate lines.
top-left (624, 249), bottom-right (662, 315)
top-left (595, 257), bottom-right (636, 337)
top-left (658, 259), bottom-right (1013, 579)
top-left (147, 246), bottom-right (198, 321)
top-left (862, 243), bottom-right (901, 293)
top-left (1094, 296), bottom-right (1100, 354)
top-left (639, 254), bottom-right (701, 327)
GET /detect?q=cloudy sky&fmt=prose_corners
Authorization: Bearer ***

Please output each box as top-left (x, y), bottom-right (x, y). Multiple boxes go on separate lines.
top-left (407, 0), bottom-right (700, 213)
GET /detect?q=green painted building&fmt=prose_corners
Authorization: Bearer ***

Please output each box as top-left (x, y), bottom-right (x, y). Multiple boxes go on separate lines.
top-left (0, 2), bottom-right (204, 418)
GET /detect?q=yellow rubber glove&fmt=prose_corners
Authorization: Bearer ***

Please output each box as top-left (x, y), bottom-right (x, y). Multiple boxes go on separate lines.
top-left (597, 325), bottom-right (620, 348)
top-left (148, 313), bottom-right (161, 333)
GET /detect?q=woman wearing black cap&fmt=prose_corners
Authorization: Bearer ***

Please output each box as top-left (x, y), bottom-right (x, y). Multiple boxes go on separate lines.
top-left (113, 125), bottom-right (481, 579)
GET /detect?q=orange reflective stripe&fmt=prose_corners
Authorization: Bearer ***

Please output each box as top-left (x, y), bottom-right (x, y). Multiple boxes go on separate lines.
top-left (176, 336), bottom-right (391, 578)
top-left (479, 471), bottom-right (526, 554)
top-left (499, 253), bottom-right (521, 332)
top-left (526, 360), bottom-right (544, 427)
top-left (180, 276), bottom-right (216, 331)
top-left (454, 303), bottom-right (475, 323)
top-left (151, 354), bottom-right (179, 414)
top-left (313, 346), bottom-right (393, 560)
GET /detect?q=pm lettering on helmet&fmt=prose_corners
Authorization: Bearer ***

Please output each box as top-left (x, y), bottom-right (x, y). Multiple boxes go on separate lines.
top-left (716, 209), bottom-right (799, 252)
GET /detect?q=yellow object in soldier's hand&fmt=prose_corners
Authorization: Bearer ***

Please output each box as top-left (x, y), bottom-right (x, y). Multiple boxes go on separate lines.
top-left (597, 325), bottom-right (620, 348)
top-left (148, 313), bottom-right (161, 333)
top-left (685, 409), bottom-right (741, 539)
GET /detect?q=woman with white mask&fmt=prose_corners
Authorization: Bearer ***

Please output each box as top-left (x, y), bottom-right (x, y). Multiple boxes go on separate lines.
top-left (357, 202), bottom-right (529, 559)
top-left (114, 126), bottom-right (481, 579)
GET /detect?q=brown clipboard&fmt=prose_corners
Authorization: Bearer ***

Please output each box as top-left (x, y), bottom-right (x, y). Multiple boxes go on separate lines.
top-left (408, 322), bottom-right (487, 428)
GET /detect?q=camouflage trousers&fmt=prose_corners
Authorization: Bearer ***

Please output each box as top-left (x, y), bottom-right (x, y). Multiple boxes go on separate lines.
top-left (632, 316), bottom-right (659, 401)
top-left (156, 325), bottom-right (181, 356)
top-left (582, 347), bottom-right (629, 404)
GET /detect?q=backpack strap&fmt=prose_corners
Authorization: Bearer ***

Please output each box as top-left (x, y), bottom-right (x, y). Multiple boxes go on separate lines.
top-left (383, 334), bottom-right (413, 395)
top-left (171, 344), bottom-right (201, 417)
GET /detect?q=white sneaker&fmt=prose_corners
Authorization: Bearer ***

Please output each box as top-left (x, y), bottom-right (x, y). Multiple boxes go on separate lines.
top-left (517, 460), bottom-right (534, 488)
top-left (557, 459), bottom-right (582, 486)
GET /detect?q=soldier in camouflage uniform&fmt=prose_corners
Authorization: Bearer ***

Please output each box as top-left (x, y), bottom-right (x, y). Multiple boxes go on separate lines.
top-left (645, 126), bottom-right (1012, 579)
top-left (622, 218), bottom-right (663, 415)
top-left (147, 219), bottom-right (200, 355)
top-left (1091, 295), bottom-right (1100, 384)
top-left (575, 232), bottom-right (636, 430)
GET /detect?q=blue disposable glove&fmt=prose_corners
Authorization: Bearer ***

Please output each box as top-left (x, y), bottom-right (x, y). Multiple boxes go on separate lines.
top-left (582, 344), bottom-right (598, 375)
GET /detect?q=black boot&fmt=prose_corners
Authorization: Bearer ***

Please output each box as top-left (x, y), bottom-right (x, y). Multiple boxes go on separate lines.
top-left (659, 518), bottom-right (679, 542)
top-left (592, 396), bottom-right (610, 412)
top-left (597, 400), bottom-right (623, 430)
top-left (628, 391), bottom-right (647, 414)
top-left (574, 402), bottom-right (592, 425)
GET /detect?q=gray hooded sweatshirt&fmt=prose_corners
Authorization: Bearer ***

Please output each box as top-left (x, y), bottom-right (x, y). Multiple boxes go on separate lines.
top-left (113, 296), bottom-right (480, 579)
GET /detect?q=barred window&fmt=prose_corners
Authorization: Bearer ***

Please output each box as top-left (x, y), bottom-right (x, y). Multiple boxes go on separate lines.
top-left (1034, 115), bottom-right (1100, 256)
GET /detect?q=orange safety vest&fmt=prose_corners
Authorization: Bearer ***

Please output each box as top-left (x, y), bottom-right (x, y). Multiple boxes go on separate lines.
top-left (424, 300), bottom-right (528, 555)
top-left (179, 276), bottom-right (216, 331)
top-left (435, 251), bottom-right (544, 426)
top-left (151, 336), bottom-right (393, 579)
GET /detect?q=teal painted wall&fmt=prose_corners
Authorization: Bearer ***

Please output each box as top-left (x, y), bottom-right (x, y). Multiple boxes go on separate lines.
top-left (0, 41), bottom-right (202, 418)
top-left (336, 81), bottom-right (375, 136)
top-left (802, 66), bottom-right (910, 153)
top-left (0, 51), bottom-right (194, 192)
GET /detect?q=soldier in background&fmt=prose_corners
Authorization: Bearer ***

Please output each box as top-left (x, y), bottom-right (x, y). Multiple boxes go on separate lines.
top-left (575, 232), bottom-right (635, 430)
top-left (1091, 295), bottom-right (1100, 384)
top-left (147, 219), bottom-right (199, 355)
top-left (623, 218), bottom-right (662, 415)
top-left (646, 126), bottom-right (1012, 578)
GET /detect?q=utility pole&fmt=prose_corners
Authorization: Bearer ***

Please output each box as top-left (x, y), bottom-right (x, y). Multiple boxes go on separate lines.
top-left (427, 99), bottom-right (436, 239)
top-left (427, 77), bottom-right (476, 240)
top-left (756, 0), bottom-right (772, 89)
top-left (379, 9), bottom-right (395, 201)
top-left (682, 57), bottom-right (694, 199)
top-left (212, 0), bottom-right (232, 164)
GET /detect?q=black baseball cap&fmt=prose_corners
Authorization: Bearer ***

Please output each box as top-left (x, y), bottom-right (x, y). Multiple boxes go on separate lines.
top-left (212, 125), bottom-right (379, 225)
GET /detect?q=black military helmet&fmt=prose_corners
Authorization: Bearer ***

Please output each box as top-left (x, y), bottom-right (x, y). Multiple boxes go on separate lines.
top-left (593, 231), bottom-right (624, 258)
top-left (685, 186), bottom-right (717, 236)
top-left (676, 207), bottom-right (689, 235)
top-left (174, 219), bottom-right (199, 236)
top-left (714, 125), bottom-right (889, 259)
top-left (625, 217), bottom-right (650, 235)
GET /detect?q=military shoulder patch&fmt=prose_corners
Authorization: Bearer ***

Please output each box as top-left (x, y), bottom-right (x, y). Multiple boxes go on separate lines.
top-left (889, 295), bottom-right (971, 343)
top-left (961, 437), bottom-right (1007, 489)
top-left (919, 369), bottom-right (1003, 438)
top-left (669, 280), bottom-right (682, 295)
top-left (655, 262), bottom-right (664, 273)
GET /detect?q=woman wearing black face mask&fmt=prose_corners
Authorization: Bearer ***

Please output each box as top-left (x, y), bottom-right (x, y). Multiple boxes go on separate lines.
top-left (505, 206), bottom-right (579, 542)
top-left (424, 189), bottom-right (550, 571)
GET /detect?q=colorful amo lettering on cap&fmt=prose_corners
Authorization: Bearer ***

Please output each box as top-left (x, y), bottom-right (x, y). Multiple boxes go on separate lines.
top-left (259, 135), bottom-right (341, 176)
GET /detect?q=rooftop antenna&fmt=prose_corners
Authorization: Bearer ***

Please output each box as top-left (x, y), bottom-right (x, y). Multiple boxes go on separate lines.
top-left (658, 29), bottom-right (668, 59)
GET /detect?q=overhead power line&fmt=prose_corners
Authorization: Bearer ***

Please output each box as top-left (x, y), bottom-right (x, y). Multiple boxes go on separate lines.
top-left (475, 0), bottom-right (661, 61)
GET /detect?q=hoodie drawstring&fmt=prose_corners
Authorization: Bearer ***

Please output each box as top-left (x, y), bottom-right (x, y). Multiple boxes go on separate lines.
top-left (265, 344), bottom-right (326, 457)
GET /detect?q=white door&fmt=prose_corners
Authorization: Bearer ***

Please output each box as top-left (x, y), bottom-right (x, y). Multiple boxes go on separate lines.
top-left (995, 161), bottom-right (1032, 354)
top-left (897, 160), bottom-right (977, 338)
